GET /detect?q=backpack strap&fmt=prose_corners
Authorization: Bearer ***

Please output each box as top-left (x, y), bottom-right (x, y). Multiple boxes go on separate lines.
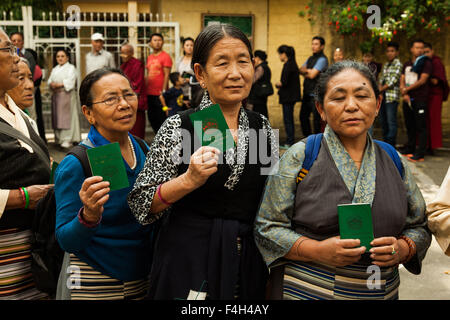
top-left (131, 135), bottom-right (149, 153)
top-left (374, 140), bottom-right (404, 179)
top-left (67, 144), bottom-right (92, 177)
top-left (296, 133), bottom-right (323, 184)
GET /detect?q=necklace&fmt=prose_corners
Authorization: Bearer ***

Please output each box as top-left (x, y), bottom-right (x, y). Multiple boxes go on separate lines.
top-left (128, 136), bottom-right (136, 169)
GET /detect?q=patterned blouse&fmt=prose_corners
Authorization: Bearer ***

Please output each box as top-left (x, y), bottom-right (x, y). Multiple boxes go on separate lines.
top-left (128, 91), bottom-right (278, 225)
top-left (254, 125), bottom-right (430, 269)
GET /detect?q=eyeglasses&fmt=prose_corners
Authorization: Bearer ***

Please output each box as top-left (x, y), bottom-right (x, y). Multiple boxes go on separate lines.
top-left (0, 45), bottom-right (18, 56)
top-left (91, 92), bottom-right (138, 106)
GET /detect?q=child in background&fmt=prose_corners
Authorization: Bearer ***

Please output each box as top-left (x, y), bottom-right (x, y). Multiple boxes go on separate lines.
top-left (159, 72), bottom-right (184, 117)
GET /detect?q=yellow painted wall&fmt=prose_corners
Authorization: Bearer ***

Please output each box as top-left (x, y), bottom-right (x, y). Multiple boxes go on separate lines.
top-left (160, 0), bottom-right (268, 56)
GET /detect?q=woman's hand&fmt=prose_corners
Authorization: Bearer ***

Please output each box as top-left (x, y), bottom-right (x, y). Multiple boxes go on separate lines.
top-left (79, 176), bottom-right (110, 224)
top-left (369, 237), bottom-right (408, 267)
top-left (184, 146), bottom-right (220, 190)
top-left (315, 236), bottom-right (366, 267)
top-left (26, 184), bottom-right (54, 209)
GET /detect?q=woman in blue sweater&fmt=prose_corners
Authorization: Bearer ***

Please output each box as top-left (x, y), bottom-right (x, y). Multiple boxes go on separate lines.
top-left (54, 67), bottom-right (154, 300)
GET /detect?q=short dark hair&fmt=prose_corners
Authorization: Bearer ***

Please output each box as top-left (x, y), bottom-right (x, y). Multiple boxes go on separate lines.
top-left (79, 67), bottom-right (131, 107)
top-left (53, 48), bottom-right (71, 66)
top-left (312, 36), bottom-right (325, 46)
top-left (10, 32), bottom-right (24, 40)
top-left (192, 24), bottom-right (253, 71)
top-left (150, 33), bottom-right (164, 41)
top-left (423, 42), bottom-right (432, 49)
top-left (410, 39), bottom-right (424, 48)
top-left (314, 60), bottom-right (380, 106)
top-left (254, 50), bottom-right (267, 61)
top-left (386, 41), bottom-right (399, 51)
top-left (169, 72), bottom-right (180, 86)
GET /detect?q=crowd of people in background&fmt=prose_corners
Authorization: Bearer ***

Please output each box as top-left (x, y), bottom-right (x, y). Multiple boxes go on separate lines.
top-left (0, 23), bottom-right (449, 301)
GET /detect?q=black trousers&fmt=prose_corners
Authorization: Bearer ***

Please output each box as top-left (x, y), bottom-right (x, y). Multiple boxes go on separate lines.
top-left (300, 95), bottom-right (321, 137)
top-left (147, 95), bottom-right (167, 134)
top-left (402, 99), bottom-right (427, 157)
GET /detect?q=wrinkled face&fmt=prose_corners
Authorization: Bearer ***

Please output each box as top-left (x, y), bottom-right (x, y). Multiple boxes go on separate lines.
top-left (386, 47), bottom-right (398, 61)
top-left (7, 61), bottom-right (34, 109)
top-left (150, 36), bottom-right (163, 51)
top-left (91, 40), bottom-right (103, 52)
top-left (10, 34), bottom-right (24, 50)
top-left (316, 69), bottom-right (381, 140)
top-left (183, 40), bottom-right (194, 56)
top-left (333, 50), bottom-right (344, 62)
top-left (195, 37), bottom-right (254, 108)
top-left (423, 47), bottom-right (433, 59)
top-left (312, 39), bottom-right (324, 54)
top-left (0, 30), bottom-right (20, 92)
top-left (83, 73), bottom-right (138, 137)
top-left (56, 51), bottom-right (69, 65)
top-left (410, 42), bottom-right (424, 58)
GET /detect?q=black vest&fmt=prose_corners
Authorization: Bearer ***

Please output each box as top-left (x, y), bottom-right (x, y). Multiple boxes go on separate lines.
top-left (0, 116), bottom-right (50, 230)
top-left (303, 51), bottom-right (328, 96)
top-left (173, 107), bottom-right (271, 224)
top-left (293, 138), bottom-right (408, 241)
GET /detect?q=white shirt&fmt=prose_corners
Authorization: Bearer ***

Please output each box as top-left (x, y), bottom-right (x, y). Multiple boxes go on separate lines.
top-left (47, 62), bottom-right (77, 91)
top-left (85, 49), bottom-right (116, 75)
top-left (0, 95), bottom-right (39, 217)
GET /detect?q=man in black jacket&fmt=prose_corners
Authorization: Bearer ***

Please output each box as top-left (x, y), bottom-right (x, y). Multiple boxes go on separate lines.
top-left (299, 36), bottom-right (328, 137)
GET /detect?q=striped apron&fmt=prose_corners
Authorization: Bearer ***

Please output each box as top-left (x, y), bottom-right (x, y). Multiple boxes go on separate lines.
top-left (0, 228), bottom-right (48, 300)
top-left (279, 260), bottom-right (399, 300)
top-left (57, 252), bottom-right (149, 300)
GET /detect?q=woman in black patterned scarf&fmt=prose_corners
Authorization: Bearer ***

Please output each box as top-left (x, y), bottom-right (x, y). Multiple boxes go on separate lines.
top-left (128, 24), bottom-right (278, 300)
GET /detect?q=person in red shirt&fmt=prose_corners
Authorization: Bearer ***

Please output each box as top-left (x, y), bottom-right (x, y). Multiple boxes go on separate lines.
top-left (423, 42), bottom-right (449, 154)
top-left (146, 33), bottom-right (173, 133)
top-left (120, 44), bottom-right (147, 139)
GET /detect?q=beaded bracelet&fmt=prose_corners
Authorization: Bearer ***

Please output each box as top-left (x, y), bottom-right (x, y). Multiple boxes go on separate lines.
top-left (77, 207), bottom-right (102, 228)
top-left (156, 184), bottom-right (172, 206)
top-left (21, 187), bottom-right (29, 209)
top-left (18, 188), bottom-right (26, 209)
top-left (398, 235), bottom-right (416, 264)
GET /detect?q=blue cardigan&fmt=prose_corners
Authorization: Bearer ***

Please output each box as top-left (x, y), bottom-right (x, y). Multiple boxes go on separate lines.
top-left (54, 126), bottom-right (154, 282)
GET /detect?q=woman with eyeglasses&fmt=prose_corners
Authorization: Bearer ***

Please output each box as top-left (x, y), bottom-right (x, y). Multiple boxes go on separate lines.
top-left (47, 49), bottom-right (81, 149)
top-left (53, 67), bottom-right (156, 300)
top-left (0, 29), bottom-right (53, 299)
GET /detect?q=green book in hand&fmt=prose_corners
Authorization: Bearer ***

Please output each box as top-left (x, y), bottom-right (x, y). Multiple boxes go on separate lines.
top-left (338, 203), bottom-right (374, 251)
top-left (189, 104), bottom-right (236, 153)
top-left (49, 161), bottom-right (59, 184)
top-left (86, 142), bottom-right (129, 191)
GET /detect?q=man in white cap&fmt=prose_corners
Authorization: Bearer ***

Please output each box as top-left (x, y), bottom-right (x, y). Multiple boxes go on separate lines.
top-left (85, 32), bottom-right (115, 75)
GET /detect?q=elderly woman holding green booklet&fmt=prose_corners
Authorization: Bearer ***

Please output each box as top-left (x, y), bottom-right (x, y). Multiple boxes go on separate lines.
top-left (54, 67), bottom-right (155, 300)
top-left (128, 24), bottom-right (277, 300)
top-left (254, 60), bottom-right (431, 300)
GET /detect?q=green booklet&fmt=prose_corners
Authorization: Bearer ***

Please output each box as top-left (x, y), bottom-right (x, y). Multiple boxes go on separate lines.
top-left (86, 142), bottom-right (129, 191)
top-left (189, 104), bottom-right (236, 153)
top-left (338, 203), bottom-right (374, 251)
top-left (49, 161), bottom-right (59, 184)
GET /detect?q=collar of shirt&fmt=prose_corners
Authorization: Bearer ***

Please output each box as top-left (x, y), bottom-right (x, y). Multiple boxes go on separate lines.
top-left (0, 94), bottom-right (33, 152)
top-left (91, 49), bottom-right (104, 56)
top-left (87, 125), bottom-right (132, 148)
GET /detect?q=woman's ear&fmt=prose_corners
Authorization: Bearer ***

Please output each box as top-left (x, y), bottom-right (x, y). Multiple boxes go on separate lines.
top-left (81, 105), bottom-right (95, 125)
top-left (194, 63), bottom-right (206, 88)
top-left (315, 101), bottom-right (326, 122)
top-left (375, 94), bottom-right (383, 116)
